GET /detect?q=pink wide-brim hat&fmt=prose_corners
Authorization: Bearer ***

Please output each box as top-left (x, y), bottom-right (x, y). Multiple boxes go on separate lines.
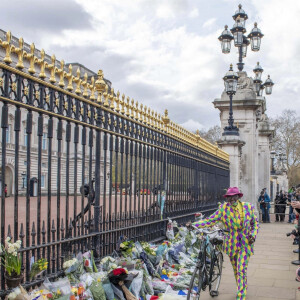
top-left (223, 187), bottom-right (243, 198)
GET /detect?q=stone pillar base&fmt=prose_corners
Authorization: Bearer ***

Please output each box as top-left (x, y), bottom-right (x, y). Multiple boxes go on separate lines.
top-left (218, 135), bottom-right (245, 188)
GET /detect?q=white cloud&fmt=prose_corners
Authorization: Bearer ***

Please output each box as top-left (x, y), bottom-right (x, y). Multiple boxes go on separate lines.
top-left (189, 8), bottom-right (199, 18)
top-left (202, 18), bottom-right (217, 29)
top-left (180, 119), bottom-right (204, 132)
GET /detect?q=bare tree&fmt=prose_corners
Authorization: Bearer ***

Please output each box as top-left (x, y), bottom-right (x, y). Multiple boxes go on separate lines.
top-left (270, 109), bottom-right (300, 172)
top-left (198, 125), bottom-right (221, 144)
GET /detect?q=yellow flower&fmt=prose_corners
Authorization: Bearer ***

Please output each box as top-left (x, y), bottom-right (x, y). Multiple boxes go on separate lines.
top-left (97, 278), bottom-right (101, 282)
top-left (57, 289), bottom-right (61, 295)
top-left (162, 269), bottom-right (166, 275)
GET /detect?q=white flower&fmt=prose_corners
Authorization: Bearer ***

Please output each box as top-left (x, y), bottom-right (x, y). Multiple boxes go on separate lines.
top-left (7, 245), bottom-right (15, 254)
top-left (12, 243), bottom-right (20, 250)
top-left (110, 264), bottom-right (118, 269)
top-left (8, 287), bottom-right (21, 300)
top-left (5, 237), bottom-right (11, 243)
top-left (63, 258), bottom-right (78, 269)
top-left (13, 251), bottom-right (18, 256)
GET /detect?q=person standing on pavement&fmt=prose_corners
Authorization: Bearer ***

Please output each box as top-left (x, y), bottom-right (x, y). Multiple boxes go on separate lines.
top-left (275, 191), bottom-right (281, 222)
top-left (288, 187), bottom-right (296, 223)
top-left (192, 187), bottom-right (259, 300)
top-left (258, 188), bottom-right (271, 223)
top-left (4, 184), bottom-right (7, 197)
top-left (279, 190), bottom-right (288, 222)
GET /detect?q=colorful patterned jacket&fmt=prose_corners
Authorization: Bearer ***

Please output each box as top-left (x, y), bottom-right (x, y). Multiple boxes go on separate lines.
top-left (193, 201), bottom-right (259, 257)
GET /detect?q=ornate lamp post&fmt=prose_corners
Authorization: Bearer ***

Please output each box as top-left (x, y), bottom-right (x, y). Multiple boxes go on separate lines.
top-left (218, 4), bottom-right (274, 136)
top-left (218, 4), bottom-right (264, 72)
top-left (222, 65), bottom-right (239, 136)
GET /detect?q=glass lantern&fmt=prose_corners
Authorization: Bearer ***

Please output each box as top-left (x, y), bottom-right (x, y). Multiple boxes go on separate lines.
top-left (241, 35), bottom-right (250, 58)
top-left (253, 62), bottom-right (263, 80)
top-left (218, 25), bottom-right (233, 54)
top-left (232, 4), bottom-right (248, 28)
top-left (223, 65), bottom-right (239, 94)
top-left (248, 23), bottom-right (264, 51)
top-left (264, 75), bottom-right (274, 95)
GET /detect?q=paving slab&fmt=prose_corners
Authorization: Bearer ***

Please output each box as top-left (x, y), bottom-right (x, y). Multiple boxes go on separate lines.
top-left (195, 222), bottom-right (299, 299)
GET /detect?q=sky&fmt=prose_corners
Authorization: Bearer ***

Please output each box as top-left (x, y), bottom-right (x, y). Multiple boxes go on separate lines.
top-left (1, 0), bottom-right (300, 131)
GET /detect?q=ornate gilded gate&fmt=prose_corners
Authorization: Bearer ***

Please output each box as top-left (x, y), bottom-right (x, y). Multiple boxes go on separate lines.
top-left (0, 30), bottom-right (229, 294)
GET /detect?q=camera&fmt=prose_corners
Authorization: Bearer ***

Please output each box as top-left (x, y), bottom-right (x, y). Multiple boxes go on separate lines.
top-left (286, 229), bottom-right (299, 237)
top-left (287, 229), bottom-right (299, 245)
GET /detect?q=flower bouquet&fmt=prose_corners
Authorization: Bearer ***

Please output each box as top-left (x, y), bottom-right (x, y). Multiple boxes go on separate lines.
top-left (30, 258), bottom-right (48, 280)
top-left (100, 256), bottom-right (115, 271)
top-left (108, 268), bottom-right (137, 300)
top-left (82, 251), bottom-right (97, 273)
top-left (119, 240), bottom-right (135, 258)
top-left (1, 237), bottom-right (23, 288)
top-left (63, 254), bottom-right (84, 283)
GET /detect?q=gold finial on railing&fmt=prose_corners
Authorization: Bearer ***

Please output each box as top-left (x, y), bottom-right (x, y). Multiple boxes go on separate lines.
top-left (66, 64), bottom-right (73, 91)
top-left (154, 111), bottom-right (158, 128)
top-left (11, 37), bottom-right (25, 69)
top-left (171, 121), bottom-right (176, 136)
top-left (143, 105), bottom-right (147, 123)
top-left (162, 109), bottom-right (170, 133)
top-left (46, 55), bottom-right (56, 83)
top-left (139, 103), bottom-right (144, 122)
top-left (110, 88), bottom-right (115, 109)
top-left (130, 99), bottom-right (135, 118)
top-left (55, 60), bottom-right (65, 88)
top-left (115, 91), bottom-right (120, 112)
top-left (74, 68), bottom-right (82, 95)
top-left (88, 76), bottom-right (96, 101)
top-left (147, 107), bottom-right (151, 125)
top-left (95, 69), bottom-right (106, 103)
top-left (135, 101), bottom-right (139, 120)
top-left (1, 31), bottom-right (13, 64)
top-left (34, 49), bottom-right (47, 79)
top-left (24, 43), bottom-right (36, 74)
top-left (126, 96), bottom-right (130, 116)
top-left (103, 84), bottom-right (109, 107)
top-left (162, 109), bottom-right (170, 125)
top-left (151, 110), bottom-right (155, 127)
top-left (120, 94), bottom-right (125, 114)
top-left (81, 73), bottom-right (89, 97)
top-left (157, 114), bottom-right (161, 130)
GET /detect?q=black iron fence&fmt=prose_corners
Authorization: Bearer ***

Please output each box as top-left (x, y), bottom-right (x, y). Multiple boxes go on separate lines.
top-left (0, 30), bottom-right (230, 294)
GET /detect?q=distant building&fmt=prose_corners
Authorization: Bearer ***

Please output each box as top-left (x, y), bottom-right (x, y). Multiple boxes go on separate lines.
top-left (0, 29), bottom-right (111, 196)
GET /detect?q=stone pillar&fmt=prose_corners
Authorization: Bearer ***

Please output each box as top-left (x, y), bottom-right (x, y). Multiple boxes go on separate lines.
top-left (217, 136), bottom-right (245, 187)
top-left (213, 71), bottom-right (269, 207)
top-left (258, 115), bottom-right (274, 196)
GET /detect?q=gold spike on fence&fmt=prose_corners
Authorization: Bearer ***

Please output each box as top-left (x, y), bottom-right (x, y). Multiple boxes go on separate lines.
top-left (0, 30), bottom-right (229, 161)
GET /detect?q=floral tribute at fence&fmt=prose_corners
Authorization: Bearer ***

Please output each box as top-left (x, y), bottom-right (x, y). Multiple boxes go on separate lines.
top-left (6, 220), bottom-right (219, 300)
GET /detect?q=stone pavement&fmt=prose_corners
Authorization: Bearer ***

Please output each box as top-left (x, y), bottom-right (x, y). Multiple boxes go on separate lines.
top-left (199, 222), bottom-right (299, 300)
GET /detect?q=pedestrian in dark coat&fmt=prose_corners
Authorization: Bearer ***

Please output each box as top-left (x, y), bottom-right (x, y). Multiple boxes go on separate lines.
top-left (275, 191), bottom-right (281, 222)
top-left (258, 188), bottom-right (271, 223)
top-left (278, 190), bottom-right (287, 222)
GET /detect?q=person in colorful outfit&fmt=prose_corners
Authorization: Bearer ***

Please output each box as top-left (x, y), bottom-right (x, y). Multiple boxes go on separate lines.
top-left (193, 187), bottom-right (259, 300)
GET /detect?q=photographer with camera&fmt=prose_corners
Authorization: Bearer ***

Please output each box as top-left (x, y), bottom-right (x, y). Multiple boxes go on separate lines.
top-left (258, 188), bottom-right (271, 223)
